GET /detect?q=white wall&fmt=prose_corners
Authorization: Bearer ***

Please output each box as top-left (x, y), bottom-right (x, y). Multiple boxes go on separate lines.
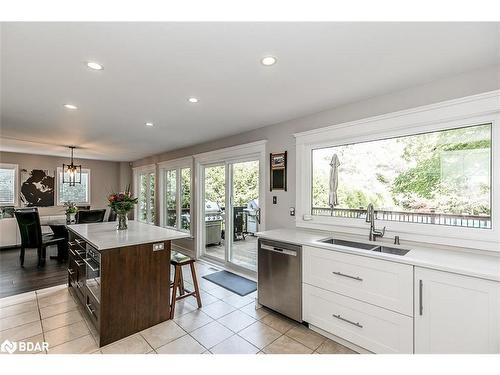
top-left (133, 65), bottom-right (500, 251)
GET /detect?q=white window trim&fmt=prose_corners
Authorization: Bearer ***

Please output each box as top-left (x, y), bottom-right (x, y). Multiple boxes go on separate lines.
top-left (158, 156), bottom-right (193, 235)
top-left (0, 163), bottom-right (19, 207)
top-left (132, 164), bottom-right (156, 224)
top-left (295, 90), bottom-right (500, 252)
top-left (56, 167), bottom-right (91, 206)
top-left (194, 140), bottom-right (267, 260)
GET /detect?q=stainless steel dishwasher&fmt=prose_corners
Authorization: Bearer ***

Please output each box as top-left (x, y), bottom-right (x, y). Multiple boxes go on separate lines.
top-left (257, 238), bottom-right (302, 322)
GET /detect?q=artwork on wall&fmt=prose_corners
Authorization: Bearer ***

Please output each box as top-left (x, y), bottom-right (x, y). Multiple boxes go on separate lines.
top-left (20, 169), bottom-right (55, 207)
top-left (270, 151), bottom-right (287, 191)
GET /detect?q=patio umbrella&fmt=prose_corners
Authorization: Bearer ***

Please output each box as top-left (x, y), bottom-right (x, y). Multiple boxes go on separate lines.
top-left (329, 154), bottom-right (340, 215)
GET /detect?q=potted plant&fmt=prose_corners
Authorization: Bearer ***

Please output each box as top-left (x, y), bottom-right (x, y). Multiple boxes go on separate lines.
top-left (107, 185), bottom-right (138, 230)
top-left (64, 201), bottom-right (78, 223)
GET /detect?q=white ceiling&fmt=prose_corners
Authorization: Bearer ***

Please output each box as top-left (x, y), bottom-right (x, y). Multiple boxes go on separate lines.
top-left (1, 22), bottom-right (499, 161)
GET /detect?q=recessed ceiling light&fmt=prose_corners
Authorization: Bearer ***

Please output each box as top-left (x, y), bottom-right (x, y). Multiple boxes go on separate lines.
top-left (145, 122), bottom-right (154, 127)
top-left (261, 56), bottom-right (277, 66)
top-left (188, 97), bottom-right (199, 103)
top-left (86, 61), bottom-right (103, 70)
top-left (63, 104), bottom-right (78, 110)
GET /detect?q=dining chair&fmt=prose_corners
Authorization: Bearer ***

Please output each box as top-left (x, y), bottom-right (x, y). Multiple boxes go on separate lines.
top-left (107, 209), bottom-right (117, 222)
top-left (14, 208), bottom-right (66, 267)
top-left (75, 209), bottom-right (106, 224)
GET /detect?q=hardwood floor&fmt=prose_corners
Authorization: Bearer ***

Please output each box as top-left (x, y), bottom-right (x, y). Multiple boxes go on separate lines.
top-left (0, 245), bottom-right (68, 298)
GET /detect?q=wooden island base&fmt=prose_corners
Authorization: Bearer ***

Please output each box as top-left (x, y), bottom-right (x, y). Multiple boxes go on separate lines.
top-left (67, 222), bottom-right (188, 347)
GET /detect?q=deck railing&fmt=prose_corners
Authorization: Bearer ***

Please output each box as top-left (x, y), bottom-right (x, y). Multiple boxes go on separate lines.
top-left (311, 207), bottom-right (491, 229)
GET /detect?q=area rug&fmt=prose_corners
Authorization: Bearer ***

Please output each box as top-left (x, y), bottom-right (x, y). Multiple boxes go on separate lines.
top-left (202, 270), bottom-right (257, 296)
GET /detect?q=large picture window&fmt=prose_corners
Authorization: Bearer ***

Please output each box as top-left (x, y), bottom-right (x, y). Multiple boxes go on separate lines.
top-left (312, 124), bottom-right (492, 229)
top-left (57, 167), bottom-right (90, 205)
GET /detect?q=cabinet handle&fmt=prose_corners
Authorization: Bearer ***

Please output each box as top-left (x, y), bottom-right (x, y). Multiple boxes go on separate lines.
top-left (419, 279), bottom-right (423, 316)
top-left (84, 258), bottom-right (99, 272)
top-left (332, 271), bottom-right (363, 281)
top-left (86, 303), bottom-right (96, 316)
top-left (68, 268), bottom-right (75, 275)
top-left (75, 260), bottom-right (85, 267)
top-left (332, 314), bottom-right (363, 328)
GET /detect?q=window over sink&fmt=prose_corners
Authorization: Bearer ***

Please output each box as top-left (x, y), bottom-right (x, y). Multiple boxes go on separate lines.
top-left (311, 123), bottom-right (492, 229)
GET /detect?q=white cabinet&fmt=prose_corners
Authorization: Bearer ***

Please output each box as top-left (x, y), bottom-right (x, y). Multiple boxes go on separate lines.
top-left (303, 246), bottom-right (413, 315)
top-left (303, 284), bottom-right (413, 353)
top-left (0, 218), bottom-right (20, 247)
top-left (414, 267), bottom-right (500, 354)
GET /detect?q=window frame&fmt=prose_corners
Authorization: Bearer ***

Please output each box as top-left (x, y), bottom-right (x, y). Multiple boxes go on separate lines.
top-left (133, 164), bottom-right (156, 225)
top-left (295, 91), bottom-right (500, 252)
top-left (0, 163), bottom-right (19, 207)
top-left (158, 157), bottom-right (193, 235)
top-left (56, 167), bottom-right (91, 206)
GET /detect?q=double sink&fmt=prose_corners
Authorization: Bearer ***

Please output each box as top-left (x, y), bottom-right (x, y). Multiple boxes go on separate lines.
top-left (319, 238), bottom-right (410, 256)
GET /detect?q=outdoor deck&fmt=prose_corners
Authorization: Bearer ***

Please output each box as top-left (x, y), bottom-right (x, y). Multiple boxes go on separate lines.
top-left (205, 235), bottom-right (258, 271)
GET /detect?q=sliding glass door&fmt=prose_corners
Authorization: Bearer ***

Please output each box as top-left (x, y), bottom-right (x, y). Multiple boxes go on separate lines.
top-left (229, 160), bottom-right (260, 271)
top-left (203, 164), bottom-right (226, 262)
top-left (201, 158), bottom-right (260, 271)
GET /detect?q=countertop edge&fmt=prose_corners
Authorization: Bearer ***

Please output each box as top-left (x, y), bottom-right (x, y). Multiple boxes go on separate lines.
top-left (67, 225), bottom-right (191, 251)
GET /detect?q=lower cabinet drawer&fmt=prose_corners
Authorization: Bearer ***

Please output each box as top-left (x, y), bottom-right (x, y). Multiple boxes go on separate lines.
top-left (84, 292), bottom-right (100, 331)
top-left (303, 246), bottom-right (413, 316)
top-left (303, 284), bottom-right (413, 354)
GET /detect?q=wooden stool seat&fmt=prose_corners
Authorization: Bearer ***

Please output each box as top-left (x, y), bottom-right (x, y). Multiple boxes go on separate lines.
top-left (170, 251), bottom-right (202, 319)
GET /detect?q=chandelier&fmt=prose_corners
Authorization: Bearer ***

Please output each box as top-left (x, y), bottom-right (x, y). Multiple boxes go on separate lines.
top-left (63, 146), bottom-right (82, 186)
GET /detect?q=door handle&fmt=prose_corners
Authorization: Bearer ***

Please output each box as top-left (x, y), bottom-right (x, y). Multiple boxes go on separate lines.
top-left (256, 208), bottom-right (261, 224)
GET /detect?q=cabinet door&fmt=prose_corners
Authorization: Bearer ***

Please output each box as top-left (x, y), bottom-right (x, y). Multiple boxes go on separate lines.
top-left (0, 218), bottom-right (20, 247)
top-left (414, 267), bottom-right (500, 354)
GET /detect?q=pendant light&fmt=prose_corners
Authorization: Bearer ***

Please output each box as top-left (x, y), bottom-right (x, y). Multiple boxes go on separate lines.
top-left (63, 146), bottom-right (82, 186)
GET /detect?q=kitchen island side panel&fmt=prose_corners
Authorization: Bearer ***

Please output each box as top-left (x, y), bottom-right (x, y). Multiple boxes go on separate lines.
top-left (99, 241), bottom-right (171, 346)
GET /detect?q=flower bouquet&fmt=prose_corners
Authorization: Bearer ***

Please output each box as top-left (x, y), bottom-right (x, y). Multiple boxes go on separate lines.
top-left (64, 201), bottom-right (78, 223)
top-left (107, 185), bottom-right (138, 230)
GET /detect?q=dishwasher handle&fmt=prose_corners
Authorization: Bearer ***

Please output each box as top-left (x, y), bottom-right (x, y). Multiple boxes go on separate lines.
top-left (260, 243), bottom-right (298, 256)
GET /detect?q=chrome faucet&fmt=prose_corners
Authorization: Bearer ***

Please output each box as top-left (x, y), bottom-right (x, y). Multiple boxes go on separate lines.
top-left (365, 203), bottom-right (385, 241)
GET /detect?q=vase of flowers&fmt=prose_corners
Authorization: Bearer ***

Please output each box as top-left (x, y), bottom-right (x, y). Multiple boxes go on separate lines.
top-left (64, 201), bottom-right (78, 223)
top-left (107, 185), bottom-right (138, 230)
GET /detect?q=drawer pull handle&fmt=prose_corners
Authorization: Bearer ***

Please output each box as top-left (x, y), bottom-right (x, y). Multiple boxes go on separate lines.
top-left (419, 279), bottom-right (423, 316)
top-left (332, 314), bottom-right (363, 328)
top-left (86, 303), bottom-right (96, 316)
top-left (84, 258), bottom-right (99, 272)
top-left (332, 271), bottom-right (363, 281)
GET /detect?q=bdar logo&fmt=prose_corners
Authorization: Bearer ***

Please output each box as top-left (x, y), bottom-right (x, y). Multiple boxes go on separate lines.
top-left (1, 339), bottom-right (17, 354)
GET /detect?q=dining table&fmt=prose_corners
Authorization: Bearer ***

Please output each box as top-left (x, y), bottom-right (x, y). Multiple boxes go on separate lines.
top-left (42, 217), bottom-right (72, 262)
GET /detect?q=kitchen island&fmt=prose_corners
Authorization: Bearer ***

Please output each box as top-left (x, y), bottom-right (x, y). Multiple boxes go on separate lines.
top-left (67, 221), bottom-right (190, 347)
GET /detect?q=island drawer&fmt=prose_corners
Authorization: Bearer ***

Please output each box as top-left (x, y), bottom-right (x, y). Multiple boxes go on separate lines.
top-left (303, 283), bottom-right (413, 354)
top-left (303, 246), bottom-right (413, 316)
top-left (85, 291), bottom-right (100, 330)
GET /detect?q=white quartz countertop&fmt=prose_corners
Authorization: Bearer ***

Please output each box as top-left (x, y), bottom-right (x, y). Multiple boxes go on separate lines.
top-left (68, 221), bottom-right (190, 250)
top-left (256, 228), bottom-right (500, 282)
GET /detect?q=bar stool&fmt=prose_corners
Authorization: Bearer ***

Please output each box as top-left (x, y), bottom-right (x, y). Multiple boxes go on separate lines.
top-left (170, 251), bottom-right (202, 319)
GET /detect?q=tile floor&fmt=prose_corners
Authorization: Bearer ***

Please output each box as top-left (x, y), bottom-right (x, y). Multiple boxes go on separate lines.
top-left (0, 261), bottom-right (357, 354)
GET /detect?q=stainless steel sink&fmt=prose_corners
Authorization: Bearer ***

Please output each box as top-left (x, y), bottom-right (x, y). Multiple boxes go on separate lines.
top-left (319, 238), bottom-right (378, 250)
top-left (371, 246), bottom-right (410, 256)
top-left (319, 238), bottom-right (410, 256)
